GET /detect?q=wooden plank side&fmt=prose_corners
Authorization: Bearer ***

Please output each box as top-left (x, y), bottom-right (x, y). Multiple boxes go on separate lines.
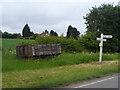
top-left (16, 46), bottom-right (19, 56)
top-left (16, 44), bottom-right (61, 57)
top-left (21, 45), bottom-right (24, 57)
top-left (19, 46), bottom-right (22, 56)
top-left (24, 45), bottom-right (28, 57)
top-left (34, 44), bottom-right (43, 56)
top-left (29, 45), bottom-right (33, 57)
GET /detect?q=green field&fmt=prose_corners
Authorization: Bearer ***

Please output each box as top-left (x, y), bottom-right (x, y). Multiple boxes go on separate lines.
top-left (2, 38), bottom-right (119, 88)
top-left (2, 38), bottom-right (33, 49)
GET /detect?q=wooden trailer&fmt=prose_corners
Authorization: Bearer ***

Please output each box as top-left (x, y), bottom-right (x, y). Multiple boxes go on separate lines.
top-left (16, 44), bottom-right (61, 58)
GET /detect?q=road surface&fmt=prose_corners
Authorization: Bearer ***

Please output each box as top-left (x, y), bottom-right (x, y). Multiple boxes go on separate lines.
top-left (59, 73), bottom-right (119, 88)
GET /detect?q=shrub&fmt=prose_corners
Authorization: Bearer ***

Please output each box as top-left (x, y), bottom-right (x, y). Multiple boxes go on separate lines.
top-left (35, 36), bottom-right (84, 52)
top-left (19, 36), bottom-right (84, 52)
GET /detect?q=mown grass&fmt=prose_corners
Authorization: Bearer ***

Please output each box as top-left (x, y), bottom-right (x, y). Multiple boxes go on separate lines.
top-left (2, 38), bottom-right (33, 49)
top-left (2, 60), bottom-right (118, 88)
top-left (2, 39), bottom-right (22, 49)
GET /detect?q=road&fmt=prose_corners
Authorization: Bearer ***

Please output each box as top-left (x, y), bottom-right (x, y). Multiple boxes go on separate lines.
top-left (59, 73), bottom-right (119, 88)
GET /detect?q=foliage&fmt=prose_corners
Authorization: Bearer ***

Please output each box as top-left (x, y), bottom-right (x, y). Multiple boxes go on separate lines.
top-left (78, 33), bottom-right (99, 52)
top-left (66, 25), bottom-right (80, 40)
top-left (22, 24), bottom-right (34, 37)
top-left (2, 31), bottom-right (21, 38)
top-left (20, 32), bottom-right (117, 53)
top-left (84, 4), bottom-right (120, 52)
top-left (32, 34), bottom-right (39, 39)
top-left (35, 36), bottom-right (84, 52)
top-left (50, 30), bottom-right (58, 36)
top-left (45, 29), bottom-right (48, 33)
top-left (19, 30), bottom-right (118, 53)
top-left (84, 4), bottom-right (119, 36)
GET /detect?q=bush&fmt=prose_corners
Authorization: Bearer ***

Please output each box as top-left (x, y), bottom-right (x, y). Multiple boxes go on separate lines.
top-left (78, 33), bottom-right (99, 52)
top-left (19, 36), bottom-right (84, 52)
top-left (19, 32), bottom-right (118, 53)
top-left (35, 36), bottom-right (84, 52)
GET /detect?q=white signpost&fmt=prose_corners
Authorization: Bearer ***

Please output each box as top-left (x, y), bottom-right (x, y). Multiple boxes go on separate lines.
top-left (97, 33), bottom-right (112, 63)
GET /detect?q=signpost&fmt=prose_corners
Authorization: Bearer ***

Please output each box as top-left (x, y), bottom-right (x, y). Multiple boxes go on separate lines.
top-left (97, 33), bottom-right (112, 63)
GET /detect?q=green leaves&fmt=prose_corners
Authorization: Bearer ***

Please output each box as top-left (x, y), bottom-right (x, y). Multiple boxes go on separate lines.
top-left (22, 24), bottom-right (33, 37)
top-left (84, 4), bottom-right (120, 52)
top-left (66, 25), bottom-right (80, 40)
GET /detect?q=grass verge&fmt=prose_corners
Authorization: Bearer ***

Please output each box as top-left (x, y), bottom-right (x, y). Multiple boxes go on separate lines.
top-left (2, 60), bottom-right (118, 88)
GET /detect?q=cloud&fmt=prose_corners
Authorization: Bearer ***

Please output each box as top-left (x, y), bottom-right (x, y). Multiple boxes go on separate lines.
top-left (1, 1), bottom-right (119, 35)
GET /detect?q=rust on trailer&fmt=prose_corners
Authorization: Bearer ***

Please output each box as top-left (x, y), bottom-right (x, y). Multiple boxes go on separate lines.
top-left (16, 44), bottom-right (61, 58)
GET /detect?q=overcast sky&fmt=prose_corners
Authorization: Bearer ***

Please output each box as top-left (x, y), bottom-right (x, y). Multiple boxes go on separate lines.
top-left (0, 0), bottom-right (119, 36)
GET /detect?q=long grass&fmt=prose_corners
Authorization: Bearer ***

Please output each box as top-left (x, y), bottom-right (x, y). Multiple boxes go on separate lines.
top-left (2, 38), bottom-right (119, 72)
top-left (3, 47), bottom-right (118, 72)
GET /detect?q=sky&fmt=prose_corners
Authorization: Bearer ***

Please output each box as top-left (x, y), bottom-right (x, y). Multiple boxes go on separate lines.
top-left (0, 0), bottom-right (119, 36)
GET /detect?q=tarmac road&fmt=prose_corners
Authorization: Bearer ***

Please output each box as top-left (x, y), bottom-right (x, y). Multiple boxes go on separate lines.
top-left (59, 73), bottom-right (119, 88)
top-left (75, 75), bottom-right (118, 88)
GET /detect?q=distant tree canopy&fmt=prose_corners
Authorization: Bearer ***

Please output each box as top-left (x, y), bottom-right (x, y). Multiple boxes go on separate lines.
top-left (45, 29), bottom-right (48, 33)
top-left (66, 25), bottom-right (80, 40)
top-left (84, 4), bottom-right (120, 52)
top-left (50, 30), bottom-right (58, 36)
top-left (2, 31), bottom-right (21, 38)
top-left (22, 24), bottom-right (34, 37)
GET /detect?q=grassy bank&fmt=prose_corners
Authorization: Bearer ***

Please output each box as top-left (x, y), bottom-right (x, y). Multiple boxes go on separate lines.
top-left (3, 60), bottom-right (118, 88)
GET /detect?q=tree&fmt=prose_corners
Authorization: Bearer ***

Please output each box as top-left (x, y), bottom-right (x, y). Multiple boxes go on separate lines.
top-left (84, 4), bottom-right (120, 52)
top-left (50, 30), bottom-right (54, 36)
top-left (2, 32), bottom-right (9, 38)
top-left (22, 24), bottom-right (33, 37)
top-left (79, 32), bottom-right (99, 52)
top-left (45, 29), bottom-right (48, 33)
top-left (66, 25), bottom-right (80, 39)
top-left (84, 4), bottom-right (119, 38)
top-left (54, 32), bottom-right (58, 36)
top-left (50, 30), bottom-right (58, 36)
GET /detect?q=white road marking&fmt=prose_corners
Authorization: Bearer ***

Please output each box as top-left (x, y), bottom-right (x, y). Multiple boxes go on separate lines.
top-left (75, 76), bottom-right (117, 88)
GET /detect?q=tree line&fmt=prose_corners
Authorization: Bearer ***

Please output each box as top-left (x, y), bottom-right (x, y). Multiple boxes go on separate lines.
top-left (1, 24), bottom-right (80, 39)
top-left (21, 23), bottom-right (80, 39)
top-left (1, 31), bottom-right (21, 38)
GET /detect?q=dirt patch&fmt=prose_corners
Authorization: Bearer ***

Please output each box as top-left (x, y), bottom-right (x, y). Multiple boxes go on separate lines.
top-left (72, 60), bottom-right (118, 67)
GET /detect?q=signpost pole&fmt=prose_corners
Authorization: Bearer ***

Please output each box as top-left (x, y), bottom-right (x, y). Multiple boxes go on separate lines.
top-left (99, 33), bottom-right (103, 63)
top-left (99, 46), bottom-right (103, 63)
top-left (97, 33), bottom-right (112, 63)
